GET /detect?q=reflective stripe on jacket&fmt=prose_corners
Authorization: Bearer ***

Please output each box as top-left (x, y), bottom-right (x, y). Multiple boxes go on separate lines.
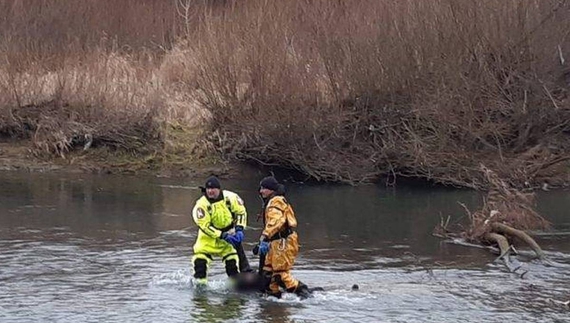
top-left (192, 190), bottom-right (247, 238)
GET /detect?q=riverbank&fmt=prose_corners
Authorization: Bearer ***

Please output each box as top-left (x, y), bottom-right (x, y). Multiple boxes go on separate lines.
top-left (0, 139), bottom-right (255, 180)
top-left (2, 1), bottom-right (569, 190)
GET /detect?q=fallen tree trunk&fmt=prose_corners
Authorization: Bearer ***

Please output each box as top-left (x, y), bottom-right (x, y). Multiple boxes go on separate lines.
top-left (490, 222), bottom-right (545, 259)
top-left (433, 166), bottom-right (550, 274)
top-left (484, 232), bottom-right (510, 256)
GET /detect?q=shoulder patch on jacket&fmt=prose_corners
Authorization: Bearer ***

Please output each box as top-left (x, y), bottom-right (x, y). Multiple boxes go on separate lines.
top-left (196, 207), bottom-right (206, 219)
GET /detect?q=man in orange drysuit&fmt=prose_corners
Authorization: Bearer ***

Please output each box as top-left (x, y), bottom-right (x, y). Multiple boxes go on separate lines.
top-left (257, 176), bottom-right (310, 299)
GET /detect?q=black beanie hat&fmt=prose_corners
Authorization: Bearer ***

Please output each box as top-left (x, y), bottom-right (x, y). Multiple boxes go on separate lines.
top-left (204, 176), bottom-right (221, 189)
top-left (260, 176), bottom-right (279, 191)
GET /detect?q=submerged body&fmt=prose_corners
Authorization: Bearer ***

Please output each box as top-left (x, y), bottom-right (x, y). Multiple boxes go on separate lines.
top-left (233, 271), bottom-right (323, 298)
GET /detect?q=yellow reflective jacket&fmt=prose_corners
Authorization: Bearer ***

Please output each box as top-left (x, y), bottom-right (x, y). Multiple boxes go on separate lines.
top-left (262, 195), bottom-right (297, 239)
top-left (192, 190), bottom-right (247, 238)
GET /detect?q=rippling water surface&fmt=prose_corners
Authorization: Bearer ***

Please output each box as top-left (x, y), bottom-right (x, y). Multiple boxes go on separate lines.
top-left (0, 172), bottom-right (568, 322)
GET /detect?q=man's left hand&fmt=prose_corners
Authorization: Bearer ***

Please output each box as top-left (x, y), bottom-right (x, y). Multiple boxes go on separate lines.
top-left (258, 241), bottom-right (270, 256)
top-left (226, 231), bottom-right (244, 247)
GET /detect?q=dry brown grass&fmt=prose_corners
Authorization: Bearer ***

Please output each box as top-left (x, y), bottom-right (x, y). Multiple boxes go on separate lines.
top-left (0, 49), bottom-right (163, 155)
top-left (181, 0), bottom-right (570, 188)
top-left (1, 0), bottom-right (569, 187)
top-left (0, 0), bottom-right (176, 157)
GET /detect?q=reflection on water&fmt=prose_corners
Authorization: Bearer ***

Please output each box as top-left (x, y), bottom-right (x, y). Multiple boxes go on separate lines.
top-left (0, 171), bottom-right (569, 323)
top-left (192, 294), bottom-right (248, 322)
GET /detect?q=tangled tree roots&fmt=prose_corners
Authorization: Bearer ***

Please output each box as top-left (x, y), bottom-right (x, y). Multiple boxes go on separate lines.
top-left (435, 165), bottom-right (550, 271)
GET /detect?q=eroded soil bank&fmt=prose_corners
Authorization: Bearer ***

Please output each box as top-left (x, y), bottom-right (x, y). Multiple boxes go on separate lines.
top-left (0, 139), bottom-right (256, 181)
top-left (2, 1), bottom-right (569, 189)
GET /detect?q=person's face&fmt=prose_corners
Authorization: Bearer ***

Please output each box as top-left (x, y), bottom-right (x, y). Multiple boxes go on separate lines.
top-left (206, 187), bottom-right (221, 199)
top-left (259, 187), bottom-right (273, 198)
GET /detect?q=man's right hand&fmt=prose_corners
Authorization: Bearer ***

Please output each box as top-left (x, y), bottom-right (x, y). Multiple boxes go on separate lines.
top-left (232, 230), bottom-right (244, 244)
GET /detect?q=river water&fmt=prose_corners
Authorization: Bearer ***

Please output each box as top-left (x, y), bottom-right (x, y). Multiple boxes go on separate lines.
top-left (0, 171), bottom-right (568, 323)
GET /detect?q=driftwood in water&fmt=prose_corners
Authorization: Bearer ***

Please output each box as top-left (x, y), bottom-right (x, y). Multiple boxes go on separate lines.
top-left (434, 165), bottom-right (550, 271)
top-left (490, 222), bottom-right (544, 259)
top-left (484, 232), bottom-right (510, 256)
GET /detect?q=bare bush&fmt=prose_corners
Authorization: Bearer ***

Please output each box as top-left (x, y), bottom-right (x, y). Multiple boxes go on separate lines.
top-left (0, 49), bottom-right (163, 156)
top-left (434, 165), bottom-right (549, 264)
top-left (180, 0), bottom-right (570, 188)
top-left (0, 0), bottom-right (179, 58)
top-left (0, 0), bottom-right (569, 186)
top-left (467, 165), bottom-right (550, 239)
top-left (0, 0), bottom-right (232, 159)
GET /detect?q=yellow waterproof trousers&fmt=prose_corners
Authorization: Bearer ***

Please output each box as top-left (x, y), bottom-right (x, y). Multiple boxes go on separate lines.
top-left (192, 232), bottom-right (239, 279)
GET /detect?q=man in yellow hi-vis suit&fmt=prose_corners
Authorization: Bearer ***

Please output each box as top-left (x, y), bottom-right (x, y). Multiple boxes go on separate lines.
top-left (257, 176), bottom-right (310, 298)
top-left (191, 176), bottom-right (250, 285)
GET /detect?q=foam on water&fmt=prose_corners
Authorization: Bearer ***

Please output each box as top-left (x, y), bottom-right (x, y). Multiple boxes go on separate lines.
top-left (149, 270), bottom-right (195, 289)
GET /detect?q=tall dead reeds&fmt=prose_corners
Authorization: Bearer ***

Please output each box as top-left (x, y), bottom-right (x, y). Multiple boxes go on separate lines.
top-left (0, 0), bottom-right (184, 156)
top-left (0, 0), bottom-right (569, 186)
top-left (181, 0), bottom-right (570, 188)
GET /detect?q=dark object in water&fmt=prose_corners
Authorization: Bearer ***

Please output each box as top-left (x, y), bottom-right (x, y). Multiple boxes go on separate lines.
top-left (234, 271), bottom-right (268, 293)
top-left (233, 271), bottom-right (322, 298)
top-left (248, 244), bottom-right (320, 299)
top-left (352, 284), bottom-right (359, 291)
